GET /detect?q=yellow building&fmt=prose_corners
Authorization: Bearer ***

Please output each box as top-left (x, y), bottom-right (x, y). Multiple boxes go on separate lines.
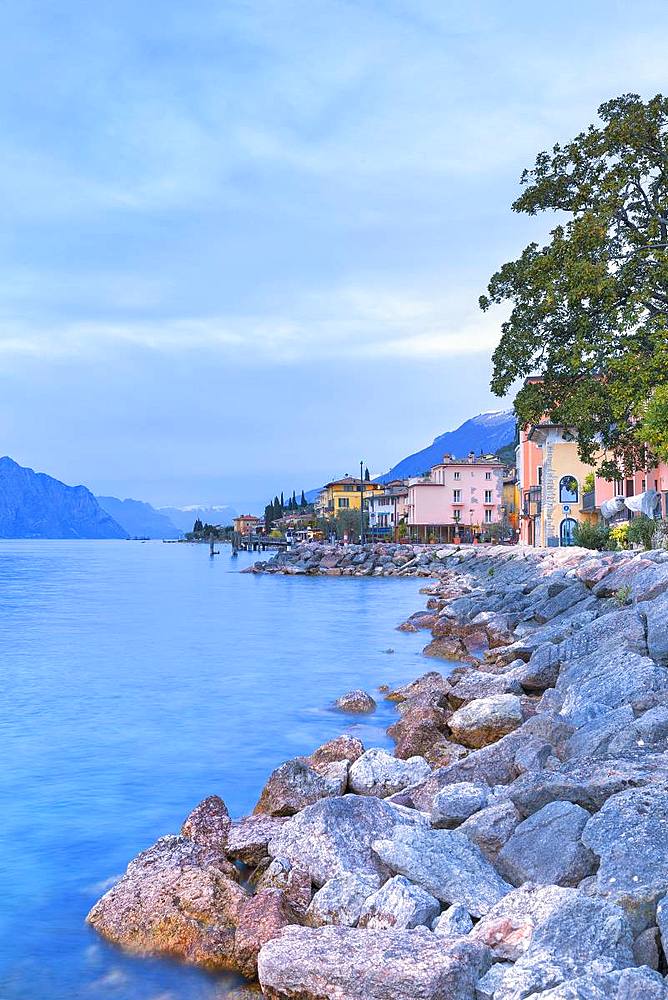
top-left (526, 424), bottom-right (598, 546)
top-left (318, 477), bottom-right (384, 518)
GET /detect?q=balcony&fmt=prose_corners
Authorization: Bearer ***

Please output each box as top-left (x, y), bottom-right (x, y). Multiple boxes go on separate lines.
top-left (581, 490), bottom-right (597, 512)
top-left (523, 486), bottom-right (542, 517)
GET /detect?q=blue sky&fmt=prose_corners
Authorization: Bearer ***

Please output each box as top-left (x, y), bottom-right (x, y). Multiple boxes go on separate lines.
top-left (1, 1), bottom-right (667, 509)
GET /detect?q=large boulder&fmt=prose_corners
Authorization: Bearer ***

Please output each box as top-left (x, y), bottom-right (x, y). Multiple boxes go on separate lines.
top-left (226, 815), bottom-right (290, 866)
top-left (557, 647), bottom-right (668, 722)
top-left (181, 795), bottom-right (231, 849)
top-left (257, 925), bottom-right (492, 1000)
top-left (254, 758), bottom-right (347, 817)
top-left (234, 888), bottom-right (299, 979)
top-left (86, 835), bottom-right (247, 970)
top-left (305, 872), bottom-right (382, 927)
top-left (473, 884), bottom-right (634, 998)
top-left (582, 787), bottom-right (668, 932)
top-left (348, 748), bottom-right (430, 798)
top-left (447, 669), bottom-right (523, 707)
top-left (358, 875), bottom-right (440, 930)
top-left (431, 782), bottom-right (489, 828)
top-left (497, 801), bottom-right (596, 888)
top-left (432, 903), bottom-right (473, 939)
top-left (528, 966), bottom-right (668, 998)
top-left (645, 590), bottom-right (668, 665)
top-left (371, 825), bottom-right (512, 916)
top-left (268, 794), bottom-right (428, 887)
top-left (303, 735), bottom-right (365, 772)
top-left (335, 689), bottom-right (377, 713)
top-left (458, 800), bottom-right (521, 862)
top-left (448, 694), bottom-right (524, 749)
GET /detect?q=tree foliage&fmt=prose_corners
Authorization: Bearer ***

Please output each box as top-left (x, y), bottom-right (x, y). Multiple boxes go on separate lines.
top-left (480, 93), bottom-right (668, 476)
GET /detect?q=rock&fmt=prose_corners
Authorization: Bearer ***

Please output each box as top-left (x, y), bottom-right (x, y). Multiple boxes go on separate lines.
top-left (530, 966), bottom-right (668, 998)
top-left (458, 800), bottom-right (521, 862)
top-left (532, 582), bottom-right (591, 624)
top-left (431, 782), bottom-right (489, 828)
top-left (268, 794), bottom-right (427, 886)
top-left (582, 787), bottom-right (668, 932)
top-left (473, 884), bottom-right (634, 997)
top-left (645, 591), bottom-right (668, 665)
top-left (385, 670), bottom-right (451, 706)
top-left (234, 888), bottom-right (298, 979)
top-left (447, 669), bottom-right (523, 707)
top-left (303, 735), bottom-right (365, 772)
top-left (390, 711), bottom-right (450, 761)
top-left (334, 689), bottom-right (377, 713)
top-left (253, 857), bottom-right (312, 914)
top-left (358, 875), bottom-right (440, 930)
top-left (565, 706), bottom-right (635, 760)
top-left (86, 835), bottom-right (247, 970)
top-left (423, 636), bottom-right (475, 663)
top-left (557, 647), bottom-right (668, 723)
top-left (471, 883), bottom-right (633, 966)
top-left (306, 872), bottom-right (382, 927)
top-left (181, 794), bottom-right (231, 850)
top-left (432, 903), bottom-right (473, 939)
top-left (632, 925), bottom-right (660, 970)
top-left (348, 748), bottom-right (430, 798)
top-left (226, 815), bottom-right (290, 866)
top-left (608, 705), bottom-right (668, 754)
top-left (497, 801), bottom-right (596, 888)
top-left (449, 694), bottom-right (524, 749)
top-left (257, 925), bottom-right (492, 1000)
top-left (254, 758), bottom-right (346, 816)
top-left (592, 557), bottom-right (668, 603)
top-left (371, 825), bottom-right (512, 916)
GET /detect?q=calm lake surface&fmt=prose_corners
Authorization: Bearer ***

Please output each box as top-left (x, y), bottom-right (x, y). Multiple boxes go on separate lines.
top-left (0, 540), bottom-right (431, 999)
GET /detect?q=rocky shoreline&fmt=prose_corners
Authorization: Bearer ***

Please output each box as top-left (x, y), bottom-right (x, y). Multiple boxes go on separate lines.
top-left (87, 544), bottom-right (668, 999)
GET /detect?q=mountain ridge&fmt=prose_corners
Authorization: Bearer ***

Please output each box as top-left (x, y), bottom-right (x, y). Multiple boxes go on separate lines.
top-left (0, 457), bottom-right (129, 539)
top-left (96, 496), bottom-right (182, 539)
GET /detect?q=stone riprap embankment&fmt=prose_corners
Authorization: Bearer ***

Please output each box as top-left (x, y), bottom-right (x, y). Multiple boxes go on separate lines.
top-left (244, 541), bottom-right (458, 577)
top-left (87, 545), bottom-right (668, 999)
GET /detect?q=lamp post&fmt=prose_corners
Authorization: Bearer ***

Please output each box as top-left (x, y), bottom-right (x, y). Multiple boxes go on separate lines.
top-left (359, 460), bottom-right (365, 544)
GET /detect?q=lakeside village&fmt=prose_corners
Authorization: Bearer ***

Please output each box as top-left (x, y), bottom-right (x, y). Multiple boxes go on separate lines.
top-left (190, 399), bottom-right (668, 554)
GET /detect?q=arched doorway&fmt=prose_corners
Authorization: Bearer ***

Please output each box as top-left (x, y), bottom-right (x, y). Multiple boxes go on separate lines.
top-left (560, 517), bottom-right (577, 546)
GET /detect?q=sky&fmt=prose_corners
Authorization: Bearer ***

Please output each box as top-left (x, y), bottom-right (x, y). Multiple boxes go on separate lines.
top-left (1, 0), bottom-right (667, 510)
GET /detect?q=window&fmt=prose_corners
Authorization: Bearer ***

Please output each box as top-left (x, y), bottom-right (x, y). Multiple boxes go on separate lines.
top-left (453, 471), bottom-right (461, 480)
top-left (338, 498), bottom-right (350, 508)
top-left (453, 489), bottom-right (461, 503)
top-left (559, 476), bottom-right (578, 503)
top-left (642, 479), bottom-right (647, 492)
top-left (626, 479), bottom-right (634, 497)
top-left (485, 472), bottom-right (491, 480)
top-left (537, 466), bottom-right (543, 485)
top-left (453, 510), bottom-right (461, 523)
top-left (484, 509), bottom-right (493, 524)
top-left (484, 490), bottom-right (493, 504)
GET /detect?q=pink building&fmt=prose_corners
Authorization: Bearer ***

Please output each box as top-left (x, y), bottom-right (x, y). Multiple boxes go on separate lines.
top-left (405, 452), bottom-right (505, 543)
top-left (591, 462), bottom-right (668, 522)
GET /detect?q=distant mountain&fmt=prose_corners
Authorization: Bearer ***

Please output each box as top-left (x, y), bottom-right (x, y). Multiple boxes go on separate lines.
top-left (97, 496), bottom-right (182, 539)
top-left (158, 504), bottom-right (238, 534)
top-left (376, 411), bottom-right (517, 482)
top-left (0, 457), bottom-right (129, 539)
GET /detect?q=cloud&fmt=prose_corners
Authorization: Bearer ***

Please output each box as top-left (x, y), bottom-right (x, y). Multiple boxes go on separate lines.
top-left (0, 281), bottom-right (503, 364)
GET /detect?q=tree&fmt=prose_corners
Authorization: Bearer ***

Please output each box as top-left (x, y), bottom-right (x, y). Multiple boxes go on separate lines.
top-left (364, 466), bottom-right (371, 482)
top-left (480, 93), bottom-right (668, 477)
top-left (291, 490), bottom-right (297, 510)
top-left (193, 518), bottom-right (203, 534)
top-left (280, 491), bottom-right (285, 509)
top-left (300, 490), bottom-right (307, 507)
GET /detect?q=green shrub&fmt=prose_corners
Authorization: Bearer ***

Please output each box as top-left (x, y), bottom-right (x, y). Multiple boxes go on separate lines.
top-left (572, 521), bottom-right (611, 550)
top-left (627, 514), bottom-right (658, 550)
top-left (582, 471), bottom-right (596, 494)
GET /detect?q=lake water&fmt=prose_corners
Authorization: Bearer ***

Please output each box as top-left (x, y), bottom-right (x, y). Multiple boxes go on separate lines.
top-left (0, 540), bottom-right (431, 999)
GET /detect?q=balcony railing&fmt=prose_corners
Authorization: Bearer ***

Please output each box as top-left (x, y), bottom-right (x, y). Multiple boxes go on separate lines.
top-left (581, 490), bottom-right (596, 512)
top-left (523, 486), bottom-right (541, 517)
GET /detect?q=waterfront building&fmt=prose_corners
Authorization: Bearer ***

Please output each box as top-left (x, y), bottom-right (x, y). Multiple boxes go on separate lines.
top-left (589, 462), bottom-right (668, 523)
top-left (233, 514), bottom-right (262, 537)
top-left (367, 480), bottom-right (409, 540)
top-left (517, 421), bottom-right (598, 546)
top-left (317, 476), bottom-right (384, 518)
top-left (404, 452), bottom-right (505, 543)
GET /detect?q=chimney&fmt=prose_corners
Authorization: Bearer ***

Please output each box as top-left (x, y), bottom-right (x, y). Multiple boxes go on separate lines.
top-left (467, 451), bottom-right (475, 464)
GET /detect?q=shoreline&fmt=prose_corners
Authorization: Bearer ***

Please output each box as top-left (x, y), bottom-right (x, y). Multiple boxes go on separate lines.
top-left (87, 543), bottom-right (668, 1000)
